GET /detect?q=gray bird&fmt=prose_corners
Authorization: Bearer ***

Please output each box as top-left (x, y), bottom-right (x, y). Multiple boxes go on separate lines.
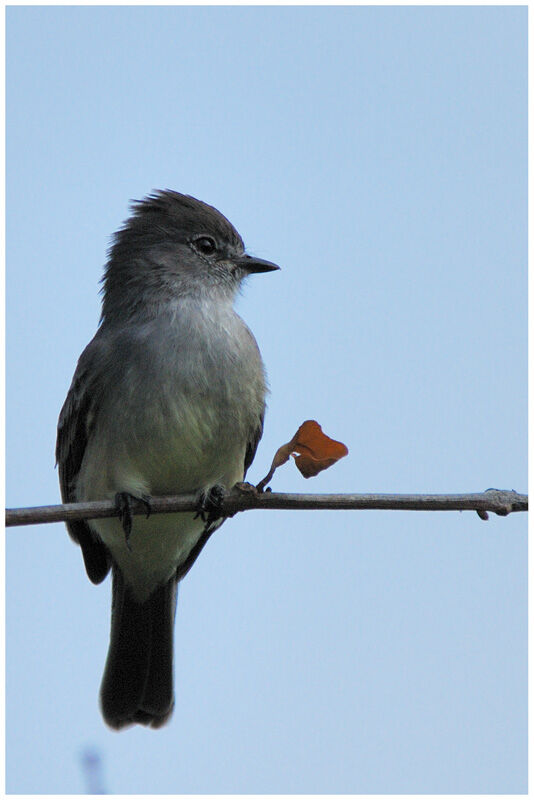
top-left (56, 191), bottom-right (279, 729)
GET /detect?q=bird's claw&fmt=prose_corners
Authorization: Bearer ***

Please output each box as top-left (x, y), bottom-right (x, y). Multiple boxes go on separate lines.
top-left (115, 492), bottom-right (152, 549)
top-left (194, 484), bottom-right (226, 534)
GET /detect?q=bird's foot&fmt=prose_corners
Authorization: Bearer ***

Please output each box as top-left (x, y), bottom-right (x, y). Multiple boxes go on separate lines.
top-left (114, 492), bottom-right (152, 549)
top-left (194, 484), bottom-right (226, 534)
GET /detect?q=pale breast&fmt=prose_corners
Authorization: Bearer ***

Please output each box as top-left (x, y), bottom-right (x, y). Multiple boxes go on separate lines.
top-left (76, 302), bottom-right (266, 501)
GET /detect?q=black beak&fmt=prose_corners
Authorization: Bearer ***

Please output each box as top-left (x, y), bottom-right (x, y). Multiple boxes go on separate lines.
top-left (236, 254), bottom-right (280, 274)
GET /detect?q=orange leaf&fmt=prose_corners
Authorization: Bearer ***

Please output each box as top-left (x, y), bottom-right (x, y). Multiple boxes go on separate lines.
top-left (291, 420), bottom-right (349, 478)
top-left (256, 420), bottom-right (348, 490)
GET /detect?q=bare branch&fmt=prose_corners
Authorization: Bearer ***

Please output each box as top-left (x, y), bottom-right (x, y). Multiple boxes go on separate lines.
top-left (5, 488), bottom-right (527, 528)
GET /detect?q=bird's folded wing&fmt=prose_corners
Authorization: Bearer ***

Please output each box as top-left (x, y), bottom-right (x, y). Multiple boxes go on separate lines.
top-left (56, 340), bottom-right (111, 584)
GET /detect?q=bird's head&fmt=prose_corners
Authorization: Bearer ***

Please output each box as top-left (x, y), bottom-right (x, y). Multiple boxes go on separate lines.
top-left (101, 190), bottom-right (279, 322)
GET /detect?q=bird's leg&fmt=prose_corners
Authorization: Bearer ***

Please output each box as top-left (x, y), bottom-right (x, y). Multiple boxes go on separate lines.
top-left (114, 492), bottom-right (152, 549)
top-left (194, 484), bottom-right (226, 534)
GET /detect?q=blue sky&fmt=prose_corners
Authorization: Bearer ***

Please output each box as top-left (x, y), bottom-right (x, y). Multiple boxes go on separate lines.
top-left (6, 5), bottom-right (527, 794)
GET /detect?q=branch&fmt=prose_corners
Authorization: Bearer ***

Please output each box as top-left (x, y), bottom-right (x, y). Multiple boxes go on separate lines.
top-left (5, 488), bottom-right (527, 527)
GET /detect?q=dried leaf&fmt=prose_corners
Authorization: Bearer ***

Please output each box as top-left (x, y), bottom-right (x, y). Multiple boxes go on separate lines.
top-left (291, 420), bottom-right (349, 478)
top-left (256, 420), bottom-right (348, 490)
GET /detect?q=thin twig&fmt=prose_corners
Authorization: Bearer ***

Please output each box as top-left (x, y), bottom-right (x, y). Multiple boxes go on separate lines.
top-left (5, 488), bottom-right (527, 527)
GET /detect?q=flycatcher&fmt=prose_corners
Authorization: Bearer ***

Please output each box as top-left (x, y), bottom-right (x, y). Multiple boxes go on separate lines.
top-left (56, 191), bottom-right (279, 729)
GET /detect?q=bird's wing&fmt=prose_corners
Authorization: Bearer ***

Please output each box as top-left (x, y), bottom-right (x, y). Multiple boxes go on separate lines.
top-left (56, 342), bottom-right (111, 584)
top-left (244, 409), bottom-right (265, 478)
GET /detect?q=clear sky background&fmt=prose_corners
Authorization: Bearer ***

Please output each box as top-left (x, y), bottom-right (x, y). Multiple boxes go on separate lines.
top-left (6, 5), bottom-right (527, 794)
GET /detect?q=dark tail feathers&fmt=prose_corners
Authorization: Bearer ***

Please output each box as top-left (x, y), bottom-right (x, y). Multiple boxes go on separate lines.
top-left (100, 567), bottom-right (177, 730)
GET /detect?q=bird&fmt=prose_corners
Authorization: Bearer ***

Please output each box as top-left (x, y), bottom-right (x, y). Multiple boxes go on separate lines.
top-left (56, 190), bottom-right (279, 729)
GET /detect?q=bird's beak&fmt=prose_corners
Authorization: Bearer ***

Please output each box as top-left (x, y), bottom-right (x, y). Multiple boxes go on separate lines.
top-left (236, 254), bottom-right (281, 274)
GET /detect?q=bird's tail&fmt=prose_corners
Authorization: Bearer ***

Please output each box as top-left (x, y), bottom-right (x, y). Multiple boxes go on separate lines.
top-left (100, 566), bottom-right (177, 730)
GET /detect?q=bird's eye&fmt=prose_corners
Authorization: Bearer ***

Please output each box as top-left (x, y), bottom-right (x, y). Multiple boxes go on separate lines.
top-left (193, 236), bottom-right (217, 256)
